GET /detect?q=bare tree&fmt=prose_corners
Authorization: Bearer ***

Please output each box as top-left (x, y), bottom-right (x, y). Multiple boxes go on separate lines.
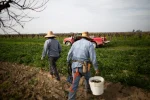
top-left (0, 0), bottom-right (49, 34)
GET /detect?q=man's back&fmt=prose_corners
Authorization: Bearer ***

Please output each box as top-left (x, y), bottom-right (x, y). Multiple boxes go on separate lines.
top-left (42, 38), bottom-right (61, 58)
top-left (67, 38), bottom-right (97, 69)
top-left (71, 38), bottom-right (93, 61)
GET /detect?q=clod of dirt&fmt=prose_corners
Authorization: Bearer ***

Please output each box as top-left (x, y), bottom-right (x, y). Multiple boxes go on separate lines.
top-left (91, 79), bottom-right (101, 83)
top-left (0, 61), bottom-right (150, 100)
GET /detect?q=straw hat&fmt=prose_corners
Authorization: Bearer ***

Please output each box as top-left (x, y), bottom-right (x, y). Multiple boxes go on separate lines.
top-left (45, 31), bottom-right (56, 38)
top-left (81, 31), bottom-right (90, 39)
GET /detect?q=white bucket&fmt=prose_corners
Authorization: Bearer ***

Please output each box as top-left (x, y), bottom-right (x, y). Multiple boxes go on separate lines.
top-left (89, 76), bottom-right (104, 95)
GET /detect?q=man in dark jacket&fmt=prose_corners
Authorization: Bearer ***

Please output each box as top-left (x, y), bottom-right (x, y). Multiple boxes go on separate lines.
top-left (41, 31), bottom-right (61, 81)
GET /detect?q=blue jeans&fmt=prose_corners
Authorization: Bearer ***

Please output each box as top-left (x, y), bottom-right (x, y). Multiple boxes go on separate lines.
top-left (68, 67), bottom-right (91, 100)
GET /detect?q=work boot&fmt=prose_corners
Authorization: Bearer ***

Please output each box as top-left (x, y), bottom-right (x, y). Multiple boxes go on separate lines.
top-left (48, 74), bottom-right (54, 79)
top-left (53, 78), bottom-right (60, 84)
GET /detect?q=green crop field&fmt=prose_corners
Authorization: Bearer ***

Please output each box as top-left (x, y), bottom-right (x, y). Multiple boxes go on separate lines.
top-left (0, 33), bottom-right (150, 90)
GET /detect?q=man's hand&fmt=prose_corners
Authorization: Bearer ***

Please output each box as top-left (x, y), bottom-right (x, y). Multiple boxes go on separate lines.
top-left (67, 61), bottom-right (72, 75)
top-left (59, 55), bottom-right (61, 58)
top-left (95, 69), bottom-right (100, 75)
top-left (67, 61), bottom-right (71, 67)
top-left (41, 57), bottom-right (44, 60)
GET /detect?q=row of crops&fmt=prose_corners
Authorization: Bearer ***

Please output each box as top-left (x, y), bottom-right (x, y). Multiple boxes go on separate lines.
top-left (0, 32), bottom-right (149, 39)
top-left (0, 32), bottom-right (150, 90)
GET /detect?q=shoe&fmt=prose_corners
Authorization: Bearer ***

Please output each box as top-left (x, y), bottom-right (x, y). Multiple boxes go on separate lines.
top-left (53, 79), bottom-right (60, 83)
top-left (48, 74), bottom-right (54, 79)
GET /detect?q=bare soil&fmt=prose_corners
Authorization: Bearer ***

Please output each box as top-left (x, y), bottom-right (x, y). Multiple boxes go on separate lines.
top-left (0, 61), bottom-right (150, 100)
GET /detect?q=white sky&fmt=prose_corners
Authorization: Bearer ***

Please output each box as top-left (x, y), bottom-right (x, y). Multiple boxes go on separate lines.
top-left (1, 0), bottom-right (150, 33)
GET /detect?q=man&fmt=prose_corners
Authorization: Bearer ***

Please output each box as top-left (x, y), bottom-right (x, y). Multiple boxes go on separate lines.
top-left (67, 31), bottom-right (99, 100)
top-left (41, 31), bottom-right (61, 81)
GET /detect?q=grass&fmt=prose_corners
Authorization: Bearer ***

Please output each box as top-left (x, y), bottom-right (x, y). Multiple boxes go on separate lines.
top-left (0, 34), bottom-right (150, 90)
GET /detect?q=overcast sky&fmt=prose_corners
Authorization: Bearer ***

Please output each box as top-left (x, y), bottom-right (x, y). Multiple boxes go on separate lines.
top-left (1, 0), bottom-right (150, 33)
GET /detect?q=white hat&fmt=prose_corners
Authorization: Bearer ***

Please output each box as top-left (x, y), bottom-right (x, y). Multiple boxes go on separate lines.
top-left (81, 31), bottom-right (90, 39)
top-left (45, 31), bottom-right (56, 38)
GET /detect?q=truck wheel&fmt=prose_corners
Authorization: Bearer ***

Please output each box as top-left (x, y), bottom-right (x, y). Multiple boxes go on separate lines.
top-left (65, 41), bottom-right (71, 46)
top-left (92, 42), bottom-right (97, 48)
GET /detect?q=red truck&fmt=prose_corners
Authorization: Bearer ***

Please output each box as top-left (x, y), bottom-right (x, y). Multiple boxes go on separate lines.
top-left (63, 34), bottom-right (110, 48)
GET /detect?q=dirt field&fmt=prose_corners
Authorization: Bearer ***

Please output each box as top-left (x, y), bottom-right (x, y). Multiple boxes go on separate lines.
top-left (0, 61), bottom-right (150, 100)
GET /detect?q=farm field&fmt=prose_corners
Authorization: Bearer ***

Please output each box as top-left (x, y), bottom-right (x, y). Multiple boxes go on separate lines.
top-left (0, 32), bottom-right (150, 99)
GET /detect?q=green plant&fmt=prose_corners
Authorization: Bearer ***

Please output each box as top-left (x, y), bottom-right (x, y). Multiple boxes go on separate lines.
top-left (0, 34), bottom-right (150, 90)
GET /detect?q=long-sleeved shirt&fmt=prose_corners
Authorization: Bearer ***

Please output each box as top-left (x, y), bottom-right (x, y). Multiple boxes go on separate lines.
top-left (42, 38), bottom-right (61, 58)
top-left (67, 38), bottom-right (98, 70)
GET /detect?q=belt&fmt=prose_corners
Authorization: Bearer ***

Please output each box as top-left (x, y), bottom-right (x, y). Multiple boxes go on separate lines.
top-left (72, 60), bottom-right (84, 64)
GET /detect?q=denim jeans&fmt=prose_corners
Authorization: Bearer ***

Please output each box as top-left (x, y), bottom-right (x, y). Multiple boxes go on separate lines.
top-left (49, 57), bottom-right (60, 81)
top-left (68, 67), bottom-right (91, 100)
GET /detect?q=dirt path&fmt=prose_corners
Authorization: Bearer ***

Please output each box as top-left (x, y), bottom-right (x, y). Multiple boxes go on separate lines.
top-left (0, 62), bottom-right (150, 100)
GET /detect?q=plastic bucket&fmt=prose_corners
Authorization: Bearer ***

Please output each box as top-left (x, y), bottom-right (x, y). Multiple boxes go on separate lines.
top-left (89, 76), bottom-right (104, 95)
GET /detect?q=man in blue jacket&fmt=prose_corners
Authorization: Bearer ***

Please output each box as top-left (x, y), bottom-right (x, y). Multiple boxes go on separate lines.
top-left (67, 31), bottom-right (99, 100)
top-left (41, 31), bottom-right (61, 81)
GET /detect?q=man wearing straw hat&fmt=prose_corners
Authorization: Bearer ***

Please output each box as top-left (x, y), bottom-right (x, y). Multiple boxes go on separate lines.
top-left (67, 31), bottom-right (99, 100)
top-left (41, 31), bottom-right (61, 81)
